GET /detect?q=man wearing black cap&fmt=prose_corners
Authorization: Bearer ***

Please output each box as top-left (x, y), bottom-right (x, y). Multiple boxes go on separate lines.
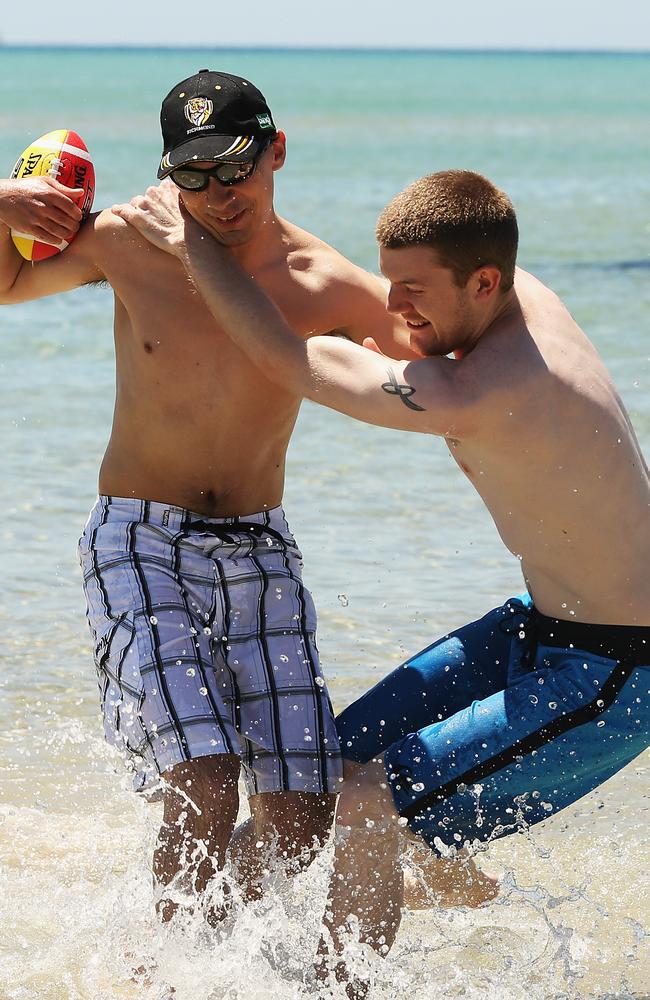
top-left (0, 69), bottom-right (415, 922)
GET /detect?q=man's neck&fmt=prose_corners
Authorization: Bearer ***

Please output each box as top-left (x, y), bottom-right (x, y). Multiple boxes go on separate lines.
top-left (458, 288), bottom-right (520, 359)
top-left (226, 211), bottom-right (292, 272)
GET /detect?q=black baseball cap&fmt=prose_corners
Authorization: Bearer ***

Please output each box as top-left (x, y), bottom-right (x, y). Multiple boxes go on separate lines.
top-left (157, 69), bottom-right (277, 179)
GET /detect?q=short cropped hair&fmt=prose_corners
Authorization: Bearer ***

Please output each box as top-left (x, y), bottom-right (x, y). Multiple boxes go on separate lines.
top-left (376, 170), bottom-right (518, 291)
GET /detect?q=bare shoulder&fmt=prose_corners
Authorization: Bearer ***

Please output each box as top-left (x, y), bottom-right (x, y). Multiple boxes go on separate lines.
top-left (92, 206), bottom-right (152, 250)
top-left (283, 220), bottom-right (384, 294)
top-left (85, 207), bottom-right (173, 280)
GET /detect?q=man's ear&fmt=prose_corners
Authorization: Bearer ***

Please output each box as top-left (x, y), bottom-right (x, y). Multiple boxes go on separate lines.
top-left (472, 265), bottom-right (502, 300)
top-left (271, 131), bottom-right (287, 171)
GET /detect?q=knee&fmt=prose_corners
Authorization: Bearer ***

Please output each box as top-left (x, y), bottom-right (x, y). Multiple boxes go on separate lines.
top-left (251, 791), bottom-right (336, 861)
top-left (161, 754), bottom-right (240, 838)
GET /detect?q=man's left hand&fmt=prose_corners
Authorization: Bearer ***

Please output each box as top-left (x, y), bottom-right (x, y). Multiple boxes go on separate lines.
top-left (111, 180), bottom-right (191, 258)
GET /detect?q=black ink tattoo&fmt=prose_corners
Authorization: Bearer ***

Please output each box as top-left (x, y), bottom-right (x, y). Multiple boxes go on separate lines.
top-left (381, 368), bottom-right (425, 411)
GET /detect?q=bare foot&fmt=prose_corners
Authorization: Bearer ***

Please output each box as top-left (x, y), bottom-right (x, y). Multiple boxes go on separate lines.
top-left (130, 959), bottom-right (176, 997)
top-left (402, 844), bottom-right (500, 909)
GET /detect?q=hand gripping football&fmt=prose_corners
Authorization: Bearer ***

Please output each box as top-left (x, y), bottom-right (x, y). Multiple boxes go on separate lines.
top-left (10, 129), bottom-right (95, 260)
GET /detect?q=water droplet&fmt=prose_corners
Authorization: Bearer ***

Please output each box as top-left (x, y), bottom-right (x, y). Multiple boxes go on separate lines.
top-left (365, 819), bottom-right (375, 829)
top-left (280, 654), bottom-right (289, 663)
top-left (548, 701), bottom-right (557, 709)
top-left (412, 782), bottom-right (425, 792)
top-left (597, 720), bottom-right (606, 728)
top-left (149, 615), bottom-right (158, 625)
top-left (199, 687), bottom-right (208, 696)
top-left (529, 694), bottom-right (539, 704)
top-left (397, 817), bottom-right (409, 826)
top-left (315, 676), bottom-right (325, 687)
top-left (337, 594), bottom-right (349, 607)
top-left (186, 668), bottom-right (196, 677)
top-left (203, 626), bottom-right (211, 635)
top-left (518, 630), bottom-right (526, 639)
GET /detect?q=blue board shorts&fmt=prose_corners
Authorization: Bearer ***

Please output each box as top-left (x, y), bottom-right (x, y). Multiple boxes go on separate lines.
top-left (337, 595), bottom-right (650, 854)
top-left (79, 496), bottom-right (342, 796)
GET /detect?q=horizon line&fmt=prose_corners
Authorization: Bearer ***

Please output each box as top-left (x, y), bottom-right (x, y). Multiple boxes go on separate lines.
top-left (1, 43), bottom-right (649, 55)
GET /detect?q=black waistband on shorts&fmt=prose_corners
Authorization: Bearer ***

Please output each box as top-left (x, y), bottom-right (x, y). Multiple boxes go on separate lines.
top-left (534, 609), bottom-right (650, 666)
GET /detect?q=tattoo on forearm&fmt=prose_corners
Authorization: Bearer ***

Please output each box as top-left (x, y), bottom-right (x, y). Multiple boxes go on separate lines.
top-left (381, 367), bottom-right (426, 411)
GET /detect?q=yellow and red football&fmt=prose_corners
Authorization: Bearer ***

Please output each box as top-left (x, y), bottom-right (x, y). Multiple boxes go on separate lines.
top-left (10, 129), bottom-right (95, 261)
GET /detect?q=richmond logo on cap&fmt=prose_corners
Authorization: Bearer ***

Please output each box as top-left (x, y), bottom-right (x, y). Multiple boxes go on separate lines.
top-left (184, 98), bottom-right (213, 128)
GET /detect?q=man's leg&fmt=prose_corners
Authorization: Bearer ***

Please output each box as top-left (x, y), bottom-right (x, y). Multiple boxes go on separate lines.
top-left (229, 791), bottom-right (336, 900)
top-left (334, 599), bottom-right (520, 912)
top-left (154, 754), bottom-right (241, 923)
top-left (317, 759), bottom-right (403, 998)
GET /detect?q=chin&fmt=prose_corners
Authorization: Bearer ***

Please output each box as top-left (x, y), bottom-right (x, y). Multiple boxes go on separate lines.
top-left (408, 332), bottom-right (437, 357)
top-left (206, 224), bottom-right (253, 247)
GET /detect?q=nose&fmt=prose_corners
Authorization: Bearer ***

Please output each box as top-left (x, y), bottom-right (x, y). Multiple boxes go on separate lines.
top-left (205, 177), bottom-right (237, 205)
top-left (386, 284), bottom-right (407, 315)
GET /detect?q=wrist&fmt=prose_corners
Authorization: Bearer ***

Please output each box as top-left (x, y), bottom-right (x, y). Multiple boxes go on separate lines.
top-left (183, 224), bottom-right (219, 271)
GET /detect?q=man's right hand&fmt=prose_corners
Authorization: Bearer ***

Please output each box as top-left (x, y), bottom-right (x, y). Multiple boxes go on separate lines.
top-left (0, 178), bottom-right (84, 246)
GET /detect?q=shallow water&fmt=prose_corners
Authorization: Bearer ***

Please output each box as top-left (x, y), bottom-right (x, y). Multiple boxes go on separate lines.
top-left (0, 47), bottom-right (649, 999)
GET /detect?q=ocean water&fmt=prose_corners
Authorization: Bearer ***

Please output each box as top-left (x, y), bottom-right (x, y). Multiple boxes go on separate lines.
top-left (0, 47), bottom-right (649, 999)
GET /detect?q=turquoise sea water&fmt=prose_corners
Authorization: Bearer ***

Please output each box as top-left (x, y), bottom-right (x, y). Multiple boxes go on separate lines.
top-left (0, 48), bottom-right (649, 999)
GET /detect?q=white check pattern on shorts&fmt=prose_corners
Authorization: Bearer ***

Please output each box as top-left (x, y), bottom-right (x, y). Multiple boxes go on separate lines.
top-left (78, 496), bottom-right (342, 795)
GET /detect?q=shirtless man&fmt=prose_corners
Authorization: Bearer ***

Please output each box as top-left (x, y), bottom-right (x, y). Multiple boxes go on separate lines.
top-left (115, 168), bottom-right (650, 984)
top-left (0, 69), bottom-right (416, 921)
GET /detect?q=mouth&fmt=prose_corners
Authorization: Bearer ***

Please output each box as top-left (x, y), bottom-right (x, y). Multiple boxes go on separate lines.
top-left (405, 316), bottom-right (430, 331)
top-left (209, 207), bottom-right (247, 228)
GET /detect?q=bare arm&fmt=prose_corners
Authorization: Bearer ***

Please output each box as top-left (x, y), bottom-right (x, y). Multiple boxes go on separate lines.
top-left (0, 179), bottom-right (103, 303)
top-left (185, 233), bottom-right (460, 435)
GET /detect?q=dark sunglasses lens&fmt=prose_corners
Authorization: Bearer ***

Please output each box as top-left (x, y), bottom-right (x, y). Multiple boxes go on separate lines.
top-left (170, 169), bottom-right (207, 191)
top-left (215, 160), bottom-right (256, 185)
top-left (170, 144), bottom-right (269, 190)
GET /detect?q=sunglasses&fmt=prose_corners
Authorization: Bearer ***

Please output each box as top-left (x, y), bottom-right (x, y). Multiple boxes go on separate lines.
top-left (170, 140), bottom-right (272, 192)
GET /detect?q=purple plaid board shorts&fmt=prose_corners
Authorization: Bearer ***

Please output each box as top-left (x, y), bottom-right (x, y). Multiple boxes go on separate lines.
top-left (78, 496), bottom-right (342, 795)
